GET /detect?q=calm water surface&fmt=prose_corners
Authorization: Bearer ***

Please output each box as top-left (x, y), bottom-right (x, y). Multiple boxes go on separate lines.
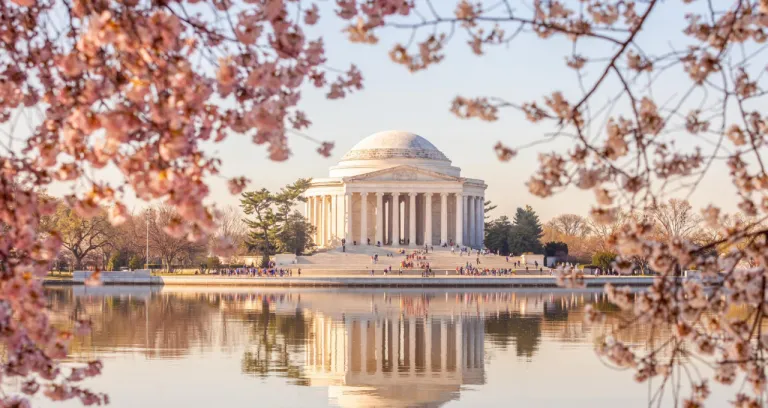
top-left (36, 286), bottom-right (737, 407)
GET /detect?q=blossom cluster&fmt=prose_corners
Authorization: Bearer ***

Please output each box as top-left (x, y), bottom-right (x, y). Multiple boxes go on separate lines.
top-left (0, 0), bottom-right (375, 404)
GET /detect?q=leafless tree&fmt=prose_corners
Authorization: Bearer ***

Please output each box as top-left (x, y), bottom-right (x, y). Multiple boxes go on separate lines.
top-left (584, 209), bottom-right (634, 254)
top-left (547, 214), bottom-right (591, 237)
top-left (211, 206), bottom-right (249, 263)
top-left (648, 199), bottom-right (701, 241)
top-left (45, 202), bottom-right (115, 270)
top-left (141, 205), bottom-right (207, 272)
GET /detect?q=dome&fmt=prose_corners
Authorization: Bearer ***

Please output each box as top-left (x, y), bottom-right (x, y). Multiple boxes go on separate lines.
top-left (341, 130), bottom-right (450, 162)
top-left (329, 130), bottom-right (460, 178)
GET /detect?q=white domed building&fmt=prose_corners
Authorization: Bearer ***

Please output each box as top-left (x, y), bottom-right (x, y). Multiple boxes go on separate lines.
top-left (304, 131), bottom-right (487, 249)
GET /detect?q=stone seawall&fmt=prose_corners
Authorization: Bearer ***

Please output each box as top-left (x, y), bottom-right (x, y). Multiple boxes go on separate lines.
top-left (72, 270), bottom-right (156, 284)
top-left (58, 273), bottom-right (664, 288)
top-left (156, 276), bottom-right (658, 287)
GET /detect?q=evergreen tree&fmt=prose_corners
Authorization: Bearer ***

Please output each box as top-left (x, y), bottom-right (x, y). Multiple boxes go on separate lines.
top-left (277, 211), bottom-right (316, 255)
top-left (484, 216), bottom-right (513, 255)
top-left (509, 206), bottom-right (544, 255)
top-left (483, 200), bottom-right (498, 224)
top-left (241, 179), bottom-right (312, 267)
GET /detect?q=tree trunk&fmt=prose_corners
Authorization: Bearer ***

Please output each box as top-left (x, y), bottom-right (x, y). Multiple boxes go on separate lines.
top-left (261, 230), bottom-right (271, 268)
top-left (260, 253), bottom-right (270, 268)
top-left (163, 256), bottom-right (173, 273)
top-left (73, 254), bottom-right (84, 271)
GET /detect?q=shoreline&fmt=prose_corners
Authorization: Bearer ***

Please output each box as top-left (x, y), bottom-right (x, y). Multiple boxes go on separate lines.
top-left (45, 275), bottom-right (664, 288)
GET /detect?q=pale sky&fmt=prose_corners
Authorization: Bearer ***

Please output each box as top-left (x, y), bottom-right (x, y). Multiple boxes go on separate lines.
top-left (48, 1), bottom-right (742, 222)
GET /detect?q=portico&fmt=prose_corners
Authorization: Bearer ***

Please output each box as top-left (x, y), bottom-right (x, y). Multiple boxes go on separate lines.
top-left (305, 131), bottom-right (487, 248)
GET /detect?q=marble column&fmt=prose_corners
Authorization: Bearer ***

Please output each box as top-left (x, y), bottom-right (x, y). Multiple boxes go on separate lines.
top-left (440, 193), bottom-right (448, 246)
top-left (425, 193), bottom-right (433, 246)
top-left (477, 197), bottom-right (485, 247)
top-left (314, 196), bottom-right (321, 244)
top-left (308, 196), bottom-right (314, 242)
top-left (467, 196), bottom-right (474, 248)
top-left (408, 192), bottom-right (416, 246)
top-left (332, 194), bottom-right (338, 246)
top-left (476, 196), bottom-right (484, 248)
top-left (462, 195), bottom-right (469, 245)
top-left (375, 192), bottom-right (384, 245)
top-left (360, 192), bottom-right (368, 245)
top-left (320, 195), bottom-right (327, 247)
top-left (392, 193), bottom-right (400, 246)
top-left (344, 193), bottom-right (351, 244)
top-left (455, 193), bottom-right (463, 246)
top-left (387, 196), bottom-right (393, 245)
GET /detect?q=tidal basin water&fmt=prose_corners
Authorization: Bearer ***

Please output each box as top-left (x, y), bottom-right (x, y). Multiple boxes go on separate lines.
top-left (37, 286), bottom-right (737, 407)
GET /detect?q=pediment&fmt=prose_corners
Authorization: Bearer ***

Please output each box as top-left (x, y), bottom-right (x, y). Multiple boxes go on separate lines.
top-left (344, 165), bottom-right (460, 182)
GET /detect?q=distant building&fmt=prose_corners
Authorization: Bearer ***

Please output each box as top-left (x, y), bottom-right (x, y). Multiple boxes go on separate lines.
top-left (304, 130), bottom-right (487, 248)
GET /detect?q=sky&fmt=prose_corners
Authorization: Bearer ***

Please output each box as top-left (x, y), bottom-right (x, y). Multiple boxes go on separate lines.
top-left (198, 0), bottom-right (744, 222)
top-left (47, 1), bottom-right (744, 222)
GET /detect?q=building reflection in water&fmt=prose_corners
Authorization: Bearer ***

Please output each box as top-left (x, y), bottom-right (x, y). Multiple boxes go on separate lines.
top-left (47, 287), bottom-right (651, 407)
top-left (305, 314), bottom-right (484, 407)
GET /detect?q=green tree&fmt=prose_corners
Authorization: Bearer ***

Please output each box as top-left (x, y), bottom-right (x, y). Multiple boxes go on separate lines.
top-left (277, 211), bottom-right (315, 255)
top-left (509, 206), bottom-right (544, 255)
top-left (483, 200), bottom-right (498, 224)
top-left (106, 251), bottom-right (125, 271)
top-left (592, 252), bottom-right (617, 272)
top-left (128, 255), bottom-right (142, 270)
top-left (484, 216), bottom-right (513, 255)
top-left (241, 179), bottom-right (312, 267)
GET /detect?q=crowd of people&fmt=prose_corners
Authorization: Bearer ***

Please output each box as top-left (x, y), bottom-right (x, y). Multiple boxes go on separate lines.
top-left (450, 246), bottom-right (491, 257)
top-left (203, 247), bottom-right (559, 279)
top-left (456, 266), bottom-right (518, 276)
top-left (210, 267), bottom-right (298, 277)
top-left (400, 250), bottom-right (429, 270)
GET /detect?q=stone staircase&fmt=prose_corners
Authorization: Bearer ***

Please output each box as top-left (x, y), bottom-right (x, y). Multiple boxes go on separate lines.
top-left (295, 245), bottom-right (539, 272)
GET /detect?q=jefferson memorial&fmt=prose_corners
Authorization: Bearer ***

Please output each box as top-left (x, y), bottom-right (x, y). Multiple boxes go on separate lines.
top-left (304, 130), bottom-right (487, 249)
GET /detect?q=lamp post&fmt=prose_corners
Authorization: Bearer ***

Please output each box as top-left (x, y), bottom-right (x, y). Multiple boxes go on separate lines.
top-left (145, 209), bottom-right (150, 271)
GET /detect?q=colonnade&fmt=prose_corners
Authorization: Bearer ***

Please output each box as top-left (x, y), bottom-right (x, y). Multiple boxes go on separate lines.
top-left (306, 315), bottom-right (485, 379)
top-left (305, 191), bottom-right (485, 248)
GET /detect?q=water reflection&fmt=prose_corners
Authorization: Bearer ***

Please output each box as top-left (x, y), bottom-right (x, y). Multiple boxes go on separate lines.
top-left (46, 287), bottom-right (637, 407)
top-left (301, 315), bottom-right (485, 408)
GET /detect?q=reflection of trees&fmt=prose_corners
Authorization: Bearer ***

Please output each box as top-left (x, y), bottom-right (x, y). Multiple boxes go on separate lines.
top-left (44, 287), bottom-right (675, 384)
top-left (48, 289), bottom-right (221, 359)
top-left (485, 313), bottom-right (541, 358)
top-left (543, 301), bottom-right (569, 321)
top-left (235, 304), bottom-right (310, 386)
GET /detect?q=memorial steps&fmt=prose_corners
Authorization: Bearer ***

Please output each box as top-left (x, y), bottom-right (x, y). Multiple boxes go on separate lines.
top-left (295, 245), bottom-right (535, 273)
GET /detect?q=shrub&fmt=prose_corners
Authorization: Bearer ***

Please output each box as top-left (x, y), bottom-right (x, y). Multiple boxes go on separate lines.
top-left (128, 255), bottom-right (142, 270)
top-left (592, 252), bottom-right (617, 272)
